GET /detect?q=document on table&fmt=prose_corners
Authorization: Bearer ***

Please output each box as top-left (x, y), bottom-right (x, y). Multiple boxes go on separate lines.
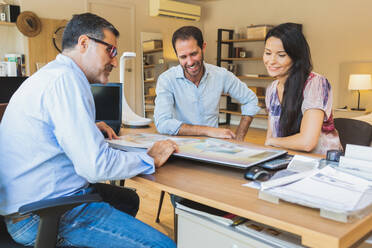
top-left (108, 133), bottom-right (287, 169)
top-left (258, 155), bottom-right (319, 190)
top-left (264, 166), bottom-right (372, 213)
top-left (335, 144), bottom-right (372, 181)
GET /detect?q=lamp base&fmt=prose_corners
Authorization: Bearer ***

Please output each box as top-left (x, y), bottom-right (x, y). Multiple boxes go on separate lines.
top-left (351, 107), bottom-right (366, 111)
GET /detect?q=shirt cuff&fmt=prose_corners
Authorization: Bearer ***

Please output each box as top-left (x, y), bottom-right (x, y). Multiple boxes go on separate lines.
top-left (139, 153), bottom-right (155, 174)
top-left (157, 119), bottom-right (183, 135)
top-left (241, 104), bottom-right (261, 116)
top-left (173, 120), bottom-right (183, 135)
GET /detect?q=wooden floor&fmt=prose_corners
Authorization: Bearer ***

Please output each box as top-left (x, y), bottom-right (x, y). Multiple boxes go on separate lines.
top-left (124, 127), bottom-right (267, 241)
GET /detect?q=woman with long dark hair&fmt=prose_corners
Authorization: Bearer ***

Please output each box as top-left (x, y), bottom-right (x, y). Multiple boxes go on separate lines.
top-left (263, 23), bottom-right (341, 154)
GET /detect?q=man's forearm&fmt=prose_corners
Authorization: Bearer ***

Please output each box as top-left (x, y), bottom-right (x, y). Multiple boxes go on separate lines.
top-left (178, 123), bottom-right (210, 136)
top-left (178, 123), bottom-right (236, 139)
top-left (235, 115), bottom-right (253, 141)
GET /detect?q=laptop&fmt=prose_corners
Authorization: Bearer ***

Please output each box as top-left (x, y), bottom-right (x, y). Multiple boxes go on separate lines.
top-left (91, 83), bottom-right (122, 135)
top-left (0, 76), bottom-right (28, 103)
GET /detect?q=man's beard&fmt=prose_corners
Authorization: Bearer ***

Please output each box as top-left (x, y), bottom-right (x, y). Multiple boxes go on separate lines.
top-left (182, 52), bottom-right (204, 78)
top-left (87, 64), bottom-right (113, 84)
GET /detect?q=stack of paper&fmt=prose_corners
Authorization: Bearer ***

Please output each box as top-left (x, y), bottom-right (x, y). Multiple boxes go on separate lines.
top-left (336, 145), bottom-right (372, 181)
top-left (264, 166), bottom-right (372, 216)
top-left (260, 155), bottom-right (319, 190)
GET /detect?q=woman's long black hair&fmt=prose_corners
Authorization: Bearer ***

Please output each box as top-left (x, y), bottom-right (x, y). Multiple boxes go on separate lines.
top-left (265, 23), bottom-right (313, 137)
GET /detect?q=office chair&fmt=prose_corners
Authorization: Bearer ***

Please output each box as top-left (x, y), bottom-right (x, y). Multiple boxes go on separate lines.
top-left (0, 194), bottom-right (102, 248)
top-left (334, 118), bottom-right (372, 151)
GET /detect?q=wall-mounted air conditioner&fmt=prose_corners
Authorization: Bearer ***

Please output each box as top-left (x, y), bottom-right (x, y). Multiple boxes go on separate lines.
top-left (149, 0), bottom-right (201, 21)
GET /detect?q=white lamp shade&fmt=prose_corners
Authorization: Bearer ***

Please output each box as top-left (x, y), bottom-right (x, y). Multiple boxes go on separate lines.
top-left (348, 74), bottom-right (372, 90)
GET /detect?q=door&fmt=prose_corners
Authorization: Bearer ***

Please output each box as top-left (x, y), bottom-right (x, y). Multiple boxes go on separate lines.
top-left (87, 0), bottom-right (136, 111)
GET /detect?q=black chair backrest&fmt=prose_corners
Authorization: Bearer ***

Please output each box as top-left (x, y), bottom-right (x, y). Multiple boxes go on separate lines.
top-left (334, 118), bottom-right (372, 151)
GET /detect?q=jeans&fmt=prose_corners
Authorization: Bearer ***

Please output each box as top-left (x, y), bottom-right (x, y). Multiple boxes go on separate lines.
top-left (5, 183), bottom-right (176, 248)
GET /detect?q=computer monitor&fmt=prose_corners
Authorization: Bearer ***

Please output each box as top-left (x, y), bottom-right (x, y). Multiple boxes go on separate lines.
top-left (0, 76), bottom-right (28, 103)
top-left (91, 83), bottom-right (122, 134)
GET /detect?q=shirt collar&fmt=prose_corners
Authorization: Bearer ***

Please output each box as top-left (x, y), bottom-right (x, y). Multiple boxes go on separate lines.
top-left (175, 62), bottom-right (209, 81)
top-left (56, 54), bottom-right (86, 79)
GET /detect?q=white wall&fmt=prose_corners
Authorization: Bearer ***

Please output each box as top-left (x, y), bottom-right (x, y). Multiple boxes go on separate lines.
top-left (19, 0), bottom-right (86, 20)
top-left (11, 0), bottom-right (372, 114)
top-left (0, 25), bottom-right (24, 61)
top-left (200, 0), bottom-right (372, 110)
top-left (18, 0), bottom-right (202, 114)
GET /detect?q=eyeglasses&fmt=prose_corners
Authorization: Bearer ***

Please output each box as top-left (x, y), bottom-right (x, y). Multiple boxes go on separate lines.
top-left (87, 36), bottom-right (117, 58)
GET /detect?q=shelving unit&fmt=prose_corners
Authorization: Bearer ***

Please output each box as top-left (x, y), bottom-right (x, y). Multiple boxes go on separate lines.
top-left (220, 57), bottom-right (262, 61)
top-left (217, 28), bottom-right (272, 127)
top-left (0, 21), bottom-right (16, 26)
top-left (0, 21), bottom-right (27, 76)
top-left (142, 47), bottom-right (166, 119)
top-left (143, 48), bottom-right (163, 54)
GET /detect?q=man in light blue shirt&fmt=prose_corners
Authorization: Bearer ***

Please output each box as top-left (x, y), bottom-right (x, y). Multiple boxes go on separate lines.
top-left (154, 26), bottom-right (260, 141)
top-left (0, 13), bottom-right (176, 247)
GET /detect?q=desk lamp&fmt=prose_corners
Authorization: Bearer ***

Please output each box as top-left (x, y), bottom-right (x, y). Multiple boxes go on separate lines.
top-left (348, 74), bottom-right (372, 111)
top-left (120, 52), bottom-right (152, 127)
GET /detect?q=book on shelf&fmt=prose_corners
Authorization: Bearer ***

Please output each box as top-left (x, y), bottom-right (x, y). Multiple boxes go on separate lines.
top-left (144, 104), bottom-right (154, 110)
top-left (243, 74), bottom-right (270, 78)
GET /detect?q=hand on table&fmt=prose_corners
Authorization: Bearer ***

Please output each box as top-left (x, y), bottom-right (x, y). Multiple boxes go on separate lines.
top-left (206, 127), bottom-right (236, 139)
top-left (96, 121), bottom-right (118, 140)
top-left (147, 139), bottom-right (178, 168)
top-left (265, 137), bottom-right (278, 147)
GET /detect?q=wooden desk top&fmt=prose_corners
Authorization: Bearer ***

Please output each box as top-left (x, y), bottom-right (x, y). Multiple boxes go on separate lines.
top-left (121, 125), bottom-right (372, 248)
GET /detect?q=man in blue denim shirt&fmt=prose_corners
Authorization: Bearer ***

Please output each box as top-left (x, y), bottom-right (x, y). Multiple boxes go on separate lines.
top-left (0, 13), bottom-right (176, 248)
top-left (154, 26), bottom-right (260, 141)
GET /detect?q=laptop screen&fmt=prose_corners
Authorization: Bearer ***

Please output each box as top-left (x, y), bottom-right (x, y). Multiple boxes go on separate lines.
top-left (91, 83), bottom-right (122, 133)
top-left (0, 76), bottom-right (28, 103)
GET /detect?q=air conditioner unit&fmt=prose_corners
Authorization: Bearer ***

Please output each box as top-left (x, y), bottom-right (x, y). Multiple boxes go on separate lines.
top-left (149, 0), bottom-right (201, 21)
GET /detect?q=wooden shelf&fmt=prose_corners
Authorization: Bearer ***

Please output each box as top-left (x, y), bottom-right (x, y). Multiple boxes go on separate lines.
top-left (220, 38), bottom-right (265, 43)
top-left (238, 75), bottom-right (273, 80)
top-left (145, 109), bottom-right (154, 113)
top-left (219, 109), bottom-right (268, 119)
top-left (220, 94), bottom-right (265, 100)
top-left (144, 79), bottom-right (156, 83)
top-left (143, 48), bottom-right (163, 54)
top-left (0, 21), bottom-right (16, 27)
top-left (144, 94), bottom-right (156, 97)
top-left (143, 64), bottom-right (156, 69)
top-left (221, 57), bottom-right (262, 61)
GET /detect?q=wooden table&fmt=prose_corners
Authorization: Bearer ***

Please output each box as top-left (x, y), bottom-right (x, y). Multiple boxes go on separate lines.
top-left (121, 125), bottom-right (372, 248)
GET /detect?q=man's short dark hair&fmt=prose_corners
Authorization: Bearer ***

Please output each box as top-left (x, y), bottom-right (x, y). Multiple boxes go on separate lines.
top-left (172, 26), bottom-right (204, 54)
top-left (62, 13), bottom-right (119, 51)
